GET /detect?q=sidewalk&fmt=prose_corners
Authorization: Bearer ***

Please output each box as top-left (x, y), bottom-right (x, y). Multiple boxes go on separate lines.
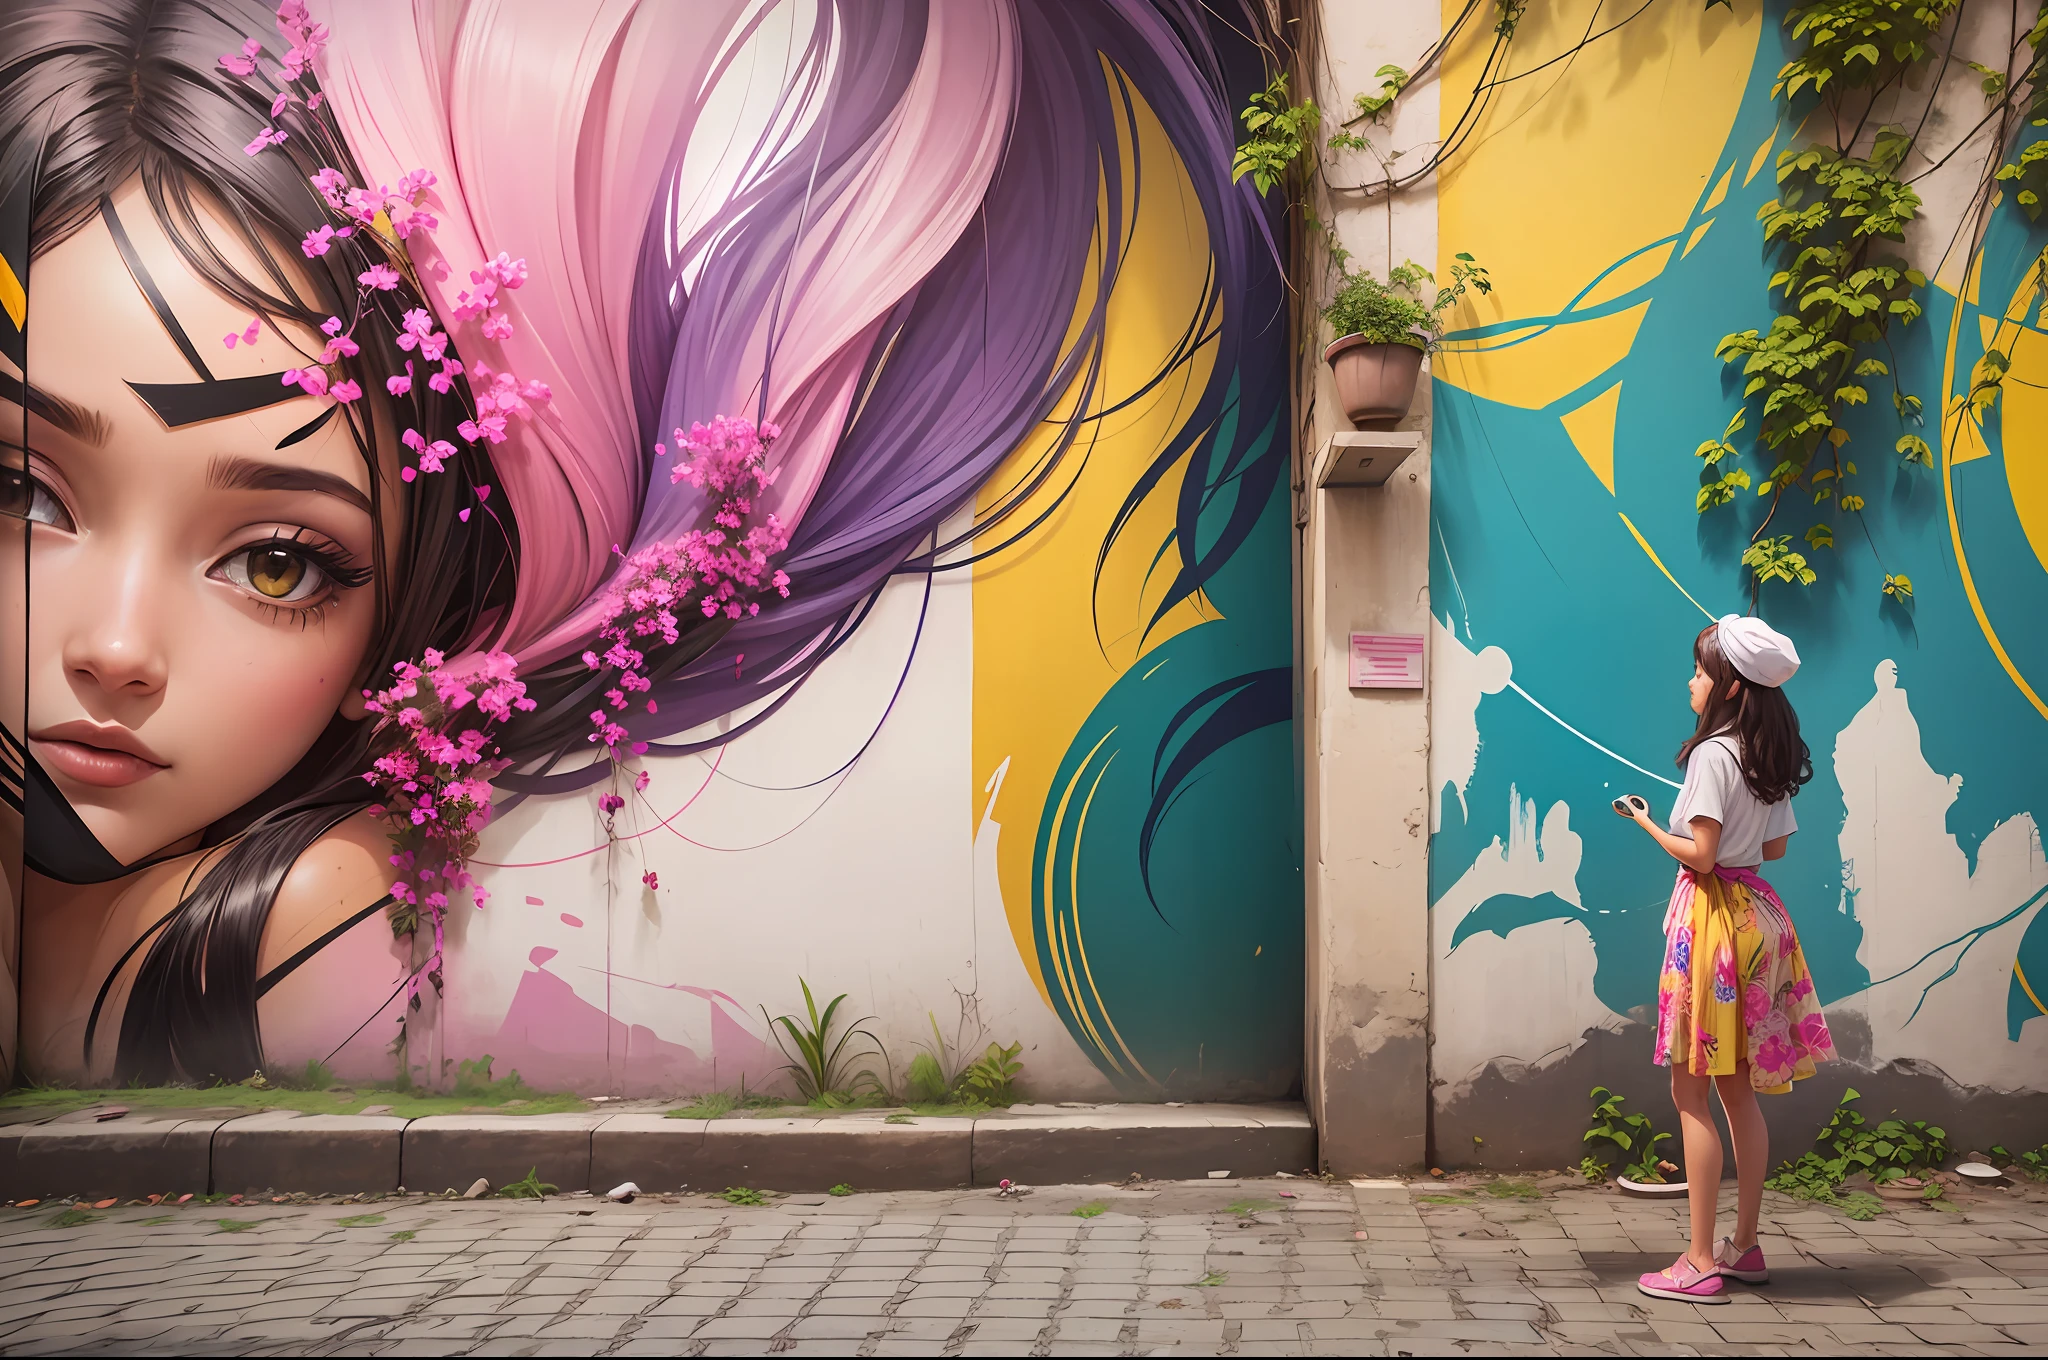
top-left (0, 1173), bottom-right (2042, 1355)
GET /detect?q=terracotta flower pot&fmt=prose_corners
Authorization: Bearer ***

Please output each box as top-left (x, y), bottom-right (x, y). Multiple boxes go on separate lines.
top-left (1324, 333), bottom-right (1424, 430)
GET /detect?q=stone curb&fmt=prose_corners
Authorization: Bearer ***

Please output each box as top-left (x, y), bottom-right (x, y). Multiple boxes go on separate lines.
top-left (0, 1102), bottom-right (1312, 1199)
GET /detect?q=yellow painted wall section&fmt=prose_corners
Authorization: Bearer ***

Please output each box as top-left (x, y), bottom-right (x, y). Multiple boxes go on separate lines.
top-left (971, 79), bottom-right (1220, 1004)
top-left (1434, 0), bottom-right (1763, 410)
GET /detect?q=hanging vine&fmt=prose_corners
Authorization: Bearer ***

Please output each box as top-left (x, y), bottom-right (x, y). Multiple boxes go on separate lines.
top-left (1703, 0), bottom-right (2048, 604)
top-left (1245, 1), bottom-right (2047, 608)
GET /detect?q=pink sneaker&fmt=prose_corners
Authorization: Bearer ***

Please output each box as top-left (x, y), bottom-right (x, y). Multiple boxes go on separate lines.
top-left (1716, 1237), bottom-right (1768, 1283)
top-left (1638, 1253), bottom-right (1728, 1303)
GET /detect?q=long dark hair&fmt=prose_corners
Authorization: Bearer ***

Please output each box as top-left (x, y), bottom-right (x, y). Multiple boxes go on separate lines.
top-left (1676, 622), bottom-right (1812, 805)
top-left (2, 0), bottom-right (517, 1081)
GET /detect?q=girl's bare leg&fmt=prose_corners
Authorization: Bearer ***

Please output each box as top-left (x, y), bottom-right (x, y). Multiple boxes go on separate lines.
top-left (1714, 1063), bottom-right (1768, 1251)
top-left (1670, 1065), bottom-right (1720, 1272)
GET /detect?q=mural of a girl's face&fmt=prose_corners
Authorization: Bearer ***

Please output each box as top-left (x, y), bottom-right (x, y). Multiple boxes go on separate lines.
top-left (1, 179), bottom-right (392, 867)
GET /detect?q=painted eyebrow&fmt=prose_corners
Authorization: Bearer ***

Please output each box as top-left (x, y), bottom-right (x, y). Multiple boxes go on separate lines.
top-left (0, 371), bottom-right (110, 447)
top-left (205, 454), bottom-right (373, 516)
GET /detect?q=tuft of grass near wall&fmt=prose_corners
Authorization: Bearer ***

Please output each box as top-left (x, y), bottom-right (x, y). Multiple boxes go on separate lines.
top-left (1, 1061), bottom-right (588, 1120)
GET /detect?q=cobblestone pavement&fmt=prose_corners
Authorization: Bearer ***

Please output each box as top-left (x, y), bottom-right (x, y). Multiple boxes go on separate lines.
top-left (2, 1175), bottom-right (2045, 1356)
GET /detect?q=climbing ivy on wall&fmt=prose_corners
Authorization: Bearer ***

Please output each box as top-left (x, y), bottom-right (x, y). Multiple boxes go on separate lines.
top-left (1243, 0), bottom-right (2048, 607)
top-left (1703, 0), bottom-right (2048, 603)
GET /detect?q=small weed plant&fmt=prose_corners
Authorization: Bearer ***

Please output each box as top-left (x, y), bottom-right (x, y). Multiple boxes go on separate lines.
top-left (335, 1213), bottom-right (386, 1227)
top-left (1072, 1202), bottom-right (1109, 1219)
top-left (497, 1168), bottom-right (558, 1200)
top-left (1577, 1155), bottom-right (1608, 1183)
top-left (960, 1041), bottom-right (1024, 1106)
top-left (1767, 1088), bottom-right (1949, 1207)
top-left (213, 1219), bottom-right (259, 1233)
top-left (389, 1229), bottom-right (417, 1241)
top-left (828, 1184), bottom-right (854, 1197)
top-left (764, 979), bottom-right (886, 1105)
top-left (46, 1208), bottom-right (98, 1228)
top-left (1584, 1086), bottom-right (1674, 1184)
top-left (452, 1055), bottom-right (536, 1104)
top-left (1992, 1143), bottom-right (2048, 1181)
top-left (721, 1186), bottom-right (769, 1207)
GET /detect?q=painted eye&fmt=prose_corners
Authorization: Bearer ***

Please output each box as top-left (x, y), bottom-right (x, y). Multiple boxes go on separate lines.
top-left (217, 542), bottom-right (329, 604)
top-left (0, 466), bottom-right (76, 531)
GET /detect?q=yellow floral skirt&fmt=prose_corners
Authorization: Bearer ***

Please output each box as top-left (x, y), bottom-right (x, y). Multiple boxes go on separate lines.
top-left (1654, 866), bottom-right (1836, 1094)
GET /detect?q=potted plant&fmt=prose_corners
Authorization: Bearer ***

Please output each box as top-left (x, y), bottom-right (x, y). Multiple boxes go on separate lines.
top-left (1321, 255), bottom-right (1490, 428)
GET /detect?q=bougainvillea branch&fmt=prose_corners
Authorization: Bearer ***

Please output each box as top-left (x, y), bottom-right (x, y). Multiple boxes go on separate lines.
top-left (361, 651), bottom-right (536, 1009)
top-left (583, 417), bottom-right (793, 762)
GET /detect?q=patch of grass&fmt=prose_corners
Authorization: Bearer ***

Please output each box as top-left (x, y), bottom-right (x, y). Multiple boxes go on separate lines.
top-left (389, 1230), bottom-right (417, 1241)
top-left (884, 1114), bottom-right (914, 1125)
top-left (1418, 1194), bottom-right (1471, 1205)
top-left (1838, 1192), bottom-right (1885, 1221)
top-left (213, 1219), bottom-right (259, 1233)
top-left (828, 1184), bottom-right (854, 1197)
top-left (1195, 1271), bottom-right (1228, 1287)
top-left (668, 1092), bottom-right (738, 1120)
top-left (720, 1186), bottom-right (768, 1207)
top-left (902, 1099), bottom-right (994, 1118)
top-left (336, 1214), bottom-right (387, 1227)
top-left (272, 1059), bottom-right (336, 1091)
top-left (1483, 1179), bottom-right (1542, 1200)
top-left (1071, 1202), bottom-right (1109, 1219)
top-left (497, 1168), bottom-right (557, 1200)
top-left (1226, 1199), bottom-right (1284, 1216)
top-left (0, 1077), bottom-right (587, 1121)
top-left (136, 1215), bottom-right (176, 1226)
top-left (46, 1208), bottom-right (98, 1228)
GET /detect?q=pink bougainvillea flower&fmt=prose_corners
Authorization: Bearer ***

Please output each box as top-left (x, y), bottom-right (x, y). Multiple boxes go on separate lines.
top-left (221, 316), bottom-right (262, 350)
top-left (218, 38), bottom-right (262, 76)
top-left (329, 379), bottom-right (362, 404)
top-left (269, 92), bottom-right (291, 118)
top-left (358, 262), bottom-right (401, 291)
top-left (641, 870), bottom-right (659, 891)
top-left (386, 362), bottom-right (414, 397)
top-left (301, 224), bottom-right (337, 258)
top-left (244, 126), bottom-right (288, 156)
top-left (281, 367), bottom-right (329, 398)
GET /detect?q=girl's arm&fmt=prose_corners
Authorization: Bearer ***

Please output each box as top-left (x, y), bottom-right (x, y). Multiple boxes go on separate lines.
top-left (1762, 834), bottom-right (1789, 862)
top-left (1628, 803), bottom-right (1721, 873)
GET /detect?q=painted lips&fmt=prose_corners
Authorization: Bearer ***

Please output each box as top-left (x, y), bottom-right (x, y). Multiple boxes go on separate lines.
top-left (30, 725), bottom-right (169, 788)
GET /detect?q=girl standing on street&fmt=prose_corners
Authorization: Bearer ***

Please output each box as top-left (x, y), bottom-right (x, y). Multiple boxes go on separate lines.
top-left (1619, 615), bottom-right (1836, 1303)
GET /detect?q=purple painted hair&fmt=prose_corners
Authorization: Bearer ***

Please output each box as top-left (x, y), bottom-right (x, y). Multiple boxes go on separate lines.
top-left (318, 0), bottom-right (1284, 793)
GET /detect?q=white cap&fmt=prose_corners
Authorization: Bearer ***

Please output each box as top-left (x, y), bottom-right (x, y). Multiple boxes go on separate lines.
top-left (1717, 614), bottom-right (1800, 687)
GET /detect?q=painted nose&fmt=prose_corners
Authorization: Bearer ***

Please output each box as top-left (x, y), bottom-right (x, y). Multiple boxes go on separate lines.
top-left (62, 551), bottom-right (170, 699)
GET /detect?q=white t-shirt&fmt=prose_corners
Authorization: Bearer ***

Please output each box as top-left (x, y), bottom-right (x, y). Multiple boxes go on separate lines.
top-left (1668, 735), bottom-right (1797, 868)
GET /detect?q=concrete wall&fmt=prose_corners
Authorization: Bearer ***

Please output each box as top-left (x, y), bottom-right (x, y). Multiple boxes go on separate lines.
top-left (1297, 1), bottom-right (1442, 1173)
top-left (1418, 0), bottom-right (2048, 1165)
top-left (1303, 0), bottom-right (2048, 1171)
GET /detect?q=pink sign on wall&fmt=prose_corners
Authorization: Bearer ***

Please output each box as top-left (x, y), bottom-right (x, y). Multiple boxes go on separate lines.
top-left (1349, 632), bottom-right (1425, 689)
